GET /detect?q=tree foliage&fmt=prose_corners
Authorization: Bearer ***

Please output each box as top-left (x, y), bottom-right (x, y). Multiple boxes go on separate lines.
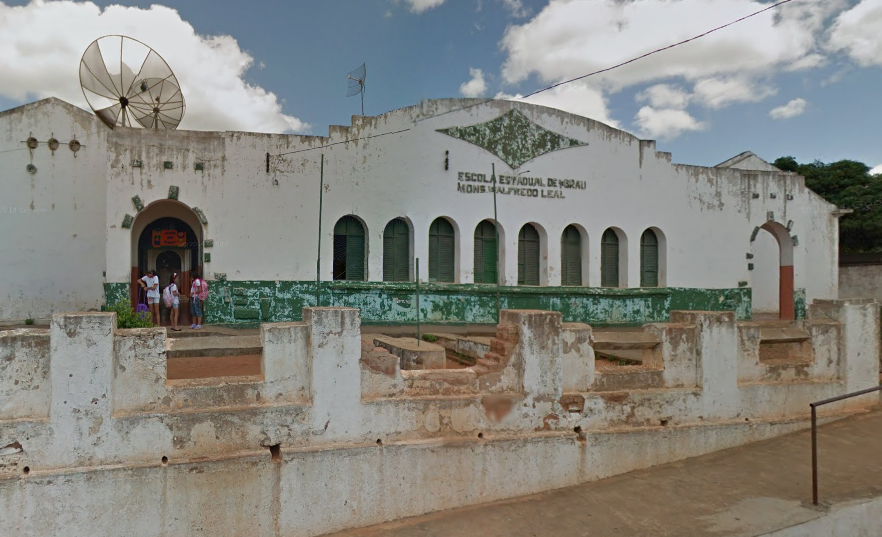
top-left (773, 156), bottom-right (882, 253)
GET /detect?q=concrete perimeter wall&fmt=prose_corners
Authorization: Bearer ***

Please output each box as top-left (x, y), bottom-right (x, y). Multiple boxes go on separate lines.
top-left (1, 299), bottom-right (879, 536)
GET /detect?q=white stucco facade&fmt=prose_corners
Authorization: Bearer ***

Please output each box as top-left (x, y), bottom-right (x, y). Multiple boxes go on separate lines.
top-left (0, 97), bottom-right (839, 323)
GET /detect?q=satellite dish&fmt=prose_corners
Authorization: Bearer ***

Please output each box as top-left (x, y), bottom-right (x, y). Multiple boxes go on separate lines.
top-left (79, 35), bottom-right (185, 130)
top-left (346, 63), bottom-right (366, 115)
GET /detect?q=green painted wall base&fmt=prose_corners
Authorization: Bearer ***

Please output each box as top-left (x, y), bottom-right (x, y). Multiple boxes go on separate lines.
top-left (104, 281), bottom-right (752, 327)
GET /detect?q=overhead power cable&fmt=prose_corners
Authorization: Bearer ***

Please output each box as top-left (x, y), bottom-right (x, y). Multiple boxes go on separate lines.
top-left (522, 0), bottom-right (796, 98)
top-left (271, 0), bottom-right (797, 160)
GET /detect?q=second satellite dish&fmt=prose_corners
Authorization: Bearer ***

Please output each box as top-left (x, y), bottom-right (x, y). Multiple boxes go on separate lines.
top-left (79, 35), bottom-right (185, 130)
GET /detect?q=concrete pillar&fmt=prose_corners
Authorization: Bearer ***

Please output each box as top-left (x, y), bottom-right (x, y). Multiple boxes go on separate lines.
top-left (562, 323), bottom-right (594, 392)
top-left (49, 312), bottom-right (116, 466)
top-left (303, 307), bottom-right (363, 438)
top-left (809, 299), bottom-right (880, 398)
top-left (500, 309), bottom-right (563, 401)
top-left (261, 321), bottom-right (311, 403)
top-left (669, 311), bottom-right (739, 419)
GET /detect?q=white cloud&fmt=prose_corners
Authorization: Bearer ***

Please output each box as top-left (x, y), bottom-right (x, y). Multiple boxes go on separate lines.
top-left (497, 82), bottom-right (619, 128)
top-left (635, 107), bottom-right (705, 140)
top-left (827, 0), bottom-right (882, 66)
top-left (769, 98), bottom-right (807, 119)
top-left (460, 68), bottom-right (488, 97)
top-left (497, 0), bottom-right (845, 138)
top-left (693, 77), bottom-right (777, 109)
top-left (0, 1), bottom-right (308, 133)
top-left (401, 0), bottom-right (446, 14)
top-left (497, 0), bottom-right (528, 18)
top-left (870, 164), bottom-right (882, 175)
top-left (636, 84), bottom-right (690, 109)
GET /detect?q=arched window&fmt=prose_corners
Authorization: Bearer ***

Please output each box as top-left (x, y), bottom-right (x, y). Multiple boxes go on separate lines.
top-left (473, 220), bottom-right (498, 284)
top-left (333, 216), bottom-right (366, 281)
top-left (518, 224), bottom-right (540, 286)
top-left (383, 218), bottom-right (410, 282)
top-left (601, 228), bottom-right (619, 287)
top-left (640, 229), bottom-right (659, 287)
top-left (561, 225), bottom-right (582, 286)
top-left (429, 218), bottom-right (455, 283)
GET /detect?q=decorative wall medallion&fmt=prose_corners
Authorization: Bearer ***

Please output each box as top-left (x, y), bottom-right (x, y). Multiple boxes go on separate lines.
top-left (164, 161), bottom-right (173, 169)
top-left (194, 162), bottom-right (204, 171)
top-left (436, 109), bottom-right (586, 169)
top-left (204, 253), bottom-right (211, 263)
top-left (48, 138), bottom-right (59, 152)
top-left (193, 207), bottom-right (208, 225)
top-left (214, 273), bottom-right (227, 281)
top-left (132, 195), bottom-right (144, 212)
top-left (168, 185), bottom-right (179, 200)
top-left (204, 239), bottom-right (214, 248)
top-left (122, 214), bottom-right (134, 229)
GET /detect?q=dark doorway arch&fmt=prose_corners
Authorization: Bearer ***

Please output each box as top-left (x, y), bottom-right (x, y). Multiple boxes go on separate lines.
top-left (133, 216), bottom-right (200, 325)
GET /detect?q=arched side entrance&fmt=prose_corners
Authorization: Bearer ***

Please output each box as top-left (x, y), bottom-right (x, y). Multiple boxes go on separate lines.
top-left (131, 200), bottom-right (204, 326)
top-left (751, 221), bottom-right (794, 320)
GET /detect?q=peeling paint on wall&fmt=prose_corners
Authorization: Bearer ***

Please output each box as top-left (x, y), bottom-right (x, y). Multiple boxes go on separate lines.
top-left (102, 280), bottom-right (754, 326)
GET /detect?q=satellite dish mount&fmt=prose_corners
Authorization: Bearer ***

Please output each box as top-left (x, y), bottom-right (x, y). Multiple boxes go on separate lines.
top-left (79, 35), bottom-right (186, 130)
top-left (347, 63), bottom-right (366, 116)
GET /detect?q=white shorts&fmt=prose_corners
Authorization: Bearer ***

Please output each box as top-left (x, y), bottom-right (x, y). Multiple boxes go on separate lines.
top-left (147, 297), bottom-right (159, 305)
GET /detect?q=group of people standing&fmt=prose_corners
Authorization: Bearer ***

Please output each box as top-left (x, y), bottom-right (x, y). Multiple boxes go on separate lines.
top-left (137, 270), bottom-right (207, 331)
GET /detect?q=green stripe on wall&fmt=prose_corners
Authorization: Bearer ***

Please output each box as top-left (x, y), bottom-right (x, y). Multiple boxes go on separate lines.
top-left (104, 281), bottom-right (752, 326)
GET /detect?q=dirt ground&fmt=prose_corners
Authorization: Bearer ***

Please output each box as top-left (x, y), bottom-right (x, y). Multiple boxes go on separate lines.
top-left (166, 355), bottom-right (262, 380)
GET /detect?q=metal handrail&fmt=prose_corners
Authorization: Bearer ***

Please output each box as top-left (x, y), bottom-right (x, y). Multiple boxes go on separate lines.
top-left (810, 384), bottom-right (882, 505)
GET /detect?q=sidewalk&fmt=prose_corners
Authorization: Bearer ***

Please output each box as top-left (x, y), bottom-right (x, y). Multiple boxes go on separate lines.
top-left (326, 407), bottom-right (882, 537)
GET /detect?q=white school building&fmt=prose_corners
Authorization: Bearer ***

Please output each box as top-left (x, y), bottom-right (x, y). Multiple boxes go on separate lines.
top-left (0, 97), bottom-right (840, 325)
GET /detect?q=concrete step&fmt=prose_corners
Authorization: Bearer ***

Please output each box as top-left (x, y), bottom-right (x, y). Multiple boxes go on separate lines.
top-left (592, 331), bottom-right (660, 351)
top-left (759, 327), bottom-right (811, 344)
top-left (167, 335), bottom-right (262, 359)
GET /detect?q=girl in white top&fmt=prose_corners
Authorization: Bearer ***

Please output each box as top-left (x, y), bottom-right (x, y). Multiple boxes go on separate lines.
top-left (138, 269), bottom-right (160, 326)
top-left (167, 273), bottom-right (181, 331)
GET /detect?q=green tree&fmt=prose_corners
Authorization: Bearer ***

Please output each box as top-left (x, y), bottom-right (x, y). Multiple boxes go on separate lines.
top-left (774, 156), bottom-right (882, 252)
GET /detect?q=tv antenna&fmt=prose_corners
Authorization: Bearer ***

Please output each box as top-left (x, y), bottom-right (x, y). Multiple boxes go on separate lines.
top-left (346, 63), bottom-right (366, 115)
top-left (79, 35), bottom-right (185, 130)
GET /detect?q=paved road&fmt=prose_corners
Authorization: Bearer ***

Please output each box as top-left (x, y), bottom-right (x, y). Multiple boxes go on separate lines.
top-left (325, 408), bottom-right (882, 537)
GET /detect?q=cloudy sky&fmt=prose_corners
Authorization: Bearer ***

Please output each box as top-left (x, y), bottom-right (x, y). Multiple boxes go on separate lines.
top-left (1, 0), bottom-right (882, 168)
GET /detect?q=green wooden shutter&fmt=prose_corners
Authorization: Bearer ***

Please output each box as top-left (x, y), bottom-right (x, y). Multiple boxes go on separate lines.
top-left (483, 237), bottom-right (497, 284)
top-left (429, 221), bottom-right (440, 282)
top-left (601, 229), bottom-right (619, 287)
top-left (640, 229), bottom-right (659, 287)
top-left (334, 216), bottom-right (365, 281)
top-left (518, 224), bottom-right (540, 285)
top-left (346, 234), bottom-right (365, 281)
top-left (561, 225), bottom-right (582, 286)
top-left (474, 220), bottom-right (497, 284)
top-left (383, 219), bottom-right (409, 282)
top-left (430, 218), bottom-right (455, 283)
top-left (473, 229), bottom-right (484, 284)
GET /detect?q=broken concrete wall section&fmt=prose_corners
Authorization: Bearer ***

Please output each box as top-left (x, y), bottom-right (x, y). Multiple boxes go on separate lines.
top-left (1, 300), bottom-right (879, 536)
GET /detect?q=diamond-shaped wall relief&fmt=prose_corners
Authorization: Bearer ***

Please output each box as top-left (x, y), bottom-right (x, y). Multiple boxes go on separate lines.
top-left (437, 109), bottom-right (586, 169)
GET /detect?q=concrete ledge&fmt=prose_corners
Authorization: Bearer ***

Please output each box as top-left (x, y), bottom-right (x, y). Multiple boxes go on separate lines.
top-left (373, 335), bottom-right (447, 369)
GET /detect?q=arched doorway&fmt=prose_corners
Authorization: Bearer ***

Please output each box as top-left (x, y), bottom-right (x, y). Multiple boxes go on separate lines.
top-left (751, 222), bottom-right (794, 320)
top-left (131, 201), bottom-right (203, 326)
